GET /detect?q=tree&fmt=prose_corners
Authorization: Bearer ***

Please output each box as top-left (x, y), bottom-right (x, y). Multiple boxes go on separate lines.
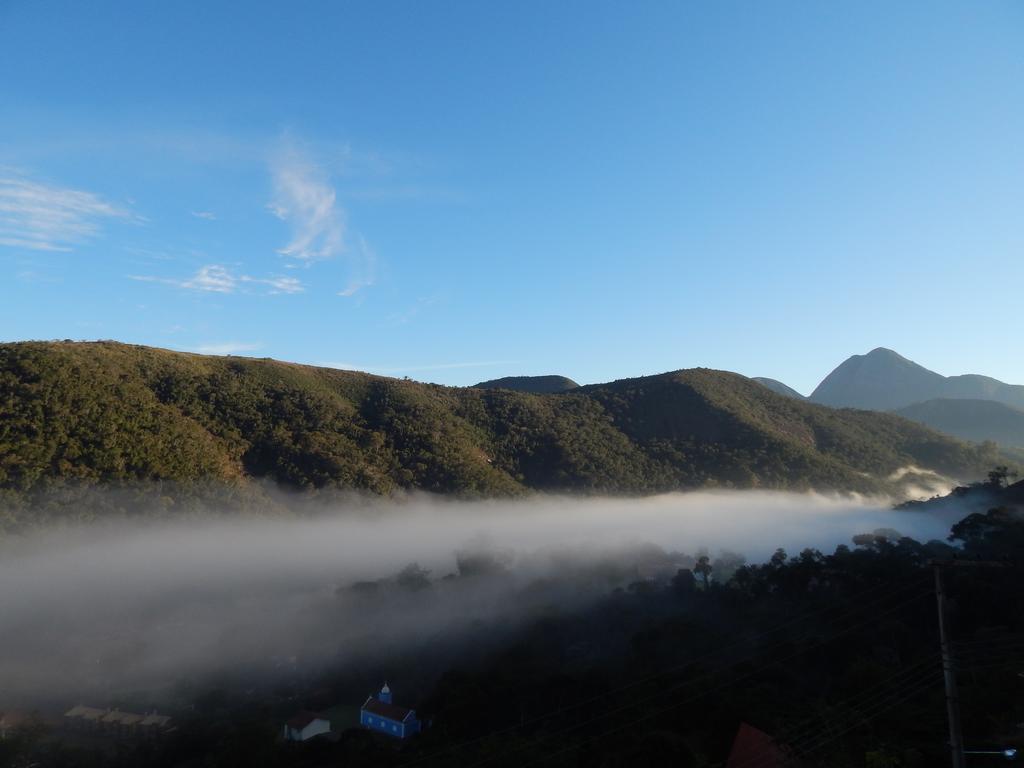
top-left (396, 562), bottom-right (432, 591)
top-left (987, 465), bottom-right (1018, 490)
top-left (949, 506), bottom-right (1024, 557)
top-left (455, 547), bottom-right (513, 578)
top-left (693, 556), bottom-right (712, 589)
top-left (671, 568), bottom-right (696, 595)
top-left (712, 550), bottom-right (747, 582)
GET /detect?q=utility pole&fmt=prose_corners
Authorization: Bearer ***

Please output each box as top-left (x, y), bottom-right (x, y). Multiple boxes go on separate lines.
top-left (929, 559), bottom-right (1011, 768)
top-left (933, 562), bottom-right (965, 768)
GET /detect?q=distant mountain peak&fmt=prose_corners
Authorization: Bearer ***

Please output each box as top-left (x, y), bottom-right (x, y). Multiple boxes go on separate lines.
top-left (865, 347), bottom-right (906, 359)
top-left (472, 375), bottom-right (579, 394)
top-left (811, 349), bottom-right (1024, 412)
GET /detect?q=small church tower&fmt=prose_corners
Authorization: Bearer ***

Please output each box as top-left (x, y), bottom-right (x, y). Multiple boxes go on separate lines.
top-left (360, 681), bottom-right (421, 739)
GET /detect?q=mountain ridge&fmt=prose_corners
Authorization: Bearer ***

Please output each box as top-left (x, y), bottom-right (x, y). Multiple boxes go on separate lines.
top-left (751, 377), bottom-right (807, 400)
top-left (810, 347), bottom-right (1024, 411)
top-left (894, 398), bottom-right (1024, 450)
top-left (472, 375), bottom-right (579, 394)
top-left (0, 341), bottom-right (1006, 529)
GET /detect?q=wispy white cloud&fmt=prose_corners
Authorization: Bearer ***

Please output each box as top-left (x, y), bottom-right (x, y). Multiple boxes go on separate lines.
top-left (123, 245), bottom-right (178, 262)
top-left (269, 149), bottom-right (345, 262)
top-left (338, 236), bottom-right (377, 297)
top-left (16, 268), bottom-right (61, 284)
top-left (191, 210), bottom-right (217, 220)
top-left (130, 264), bottom-right (304, 295)
top-left (251, 275), bottom-right (304, 294)
top-left (385, 295), bottom-right (440, 325)
top-left (184, 264), bottom-right (236, 292)
top-left (268, 144), bottom-right (378, 297)
top-left (192, 342), bottom-right (262, 356)
top-left (0, 171), bottom-right (138, 252)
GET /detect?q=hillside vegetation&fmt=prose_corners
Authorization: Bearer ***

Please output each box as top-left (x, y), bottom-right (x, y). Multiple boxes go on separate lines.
top-left (0, 342), bottom-right (1004, 525)
top-left (895, 398), bottom-right (1024, 450)
top-left (751, 376), bottom-right (806, 400)
top-left (472, 374), bottom-right (579, 393)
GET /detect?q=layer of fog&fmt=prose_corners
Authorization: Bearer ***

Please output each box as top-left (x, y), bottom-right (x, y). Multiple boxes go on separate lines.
top-left (0, 491), bottom-right (955, 708)
top-left (885, 464), bottom-right (958, 500)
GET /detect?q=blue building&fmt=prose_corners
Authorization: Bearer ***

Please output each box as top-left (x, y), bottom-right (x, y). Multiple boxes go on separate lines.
top-left (360, 683), bottom-right (421, 739)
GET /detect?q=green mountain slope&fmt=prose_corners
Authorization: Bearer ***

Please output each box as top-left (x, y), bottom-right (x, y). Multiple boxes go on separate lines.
top-left (894, 398), bottom-right (1024, 449)
top-left (580, 369), bottom-right (996, 491)
top-left (472, 375), bottom-right (579, 393)
top-left (751, 377), bottom-right (806, 400)
top-left (0, 342), bottom-right (1005, 525)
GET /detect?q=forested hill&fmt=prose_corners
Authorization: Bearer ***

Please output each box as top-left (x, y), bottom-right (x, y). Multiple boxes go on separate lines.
top-left (472, 374), bottom-right (579, 393)
top-left (894, 398), bottom-right (1024, 451)
top-left (751, 376), bottom-right (806, 400)
top-left (0, 342), bottom-right (1004, 521)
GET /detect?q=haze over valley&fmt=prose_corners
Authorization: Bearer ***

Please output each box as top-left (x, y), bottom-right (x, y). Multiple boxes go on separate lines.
top-left (2, 1), bottom-right (1023, 765)
top-left (0, 491), bottom-right (953, 704)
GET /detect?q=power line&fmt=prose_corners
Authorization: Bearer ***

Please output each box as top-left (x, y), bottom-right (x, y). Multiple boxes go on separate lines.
top-left (726, 657), bottom-right (943, 768)
top-left (727, 671), bottom-right (944, 768)
top-left (954, 635), bottom-right (1024, 651)
top-left (505, 587), bottom-right (934, 768)
top-left (953, 657), bottom-right (1024, 674)
top-left (787, 673), bottom-right (944, 764)
top-left (929, 558), bottom-right (1015, 768)
top-left (400, 572), bottom-right (930, 767)
top-left (411, 557), bottom-right (1013, 768)
top-left (703, 657), bottom-right (941, 768)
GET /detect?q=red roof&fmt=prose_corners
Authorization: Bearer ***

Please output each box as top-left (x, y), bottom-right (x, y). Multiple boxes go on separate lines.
top-left (285, 711), bottom-right (325, 730)
top-left (725, 722), bottom-right (791, 768)
top-left (0, 711), bottom-right (34, 729)
top-left (361, 697), bottom-right (415, 723)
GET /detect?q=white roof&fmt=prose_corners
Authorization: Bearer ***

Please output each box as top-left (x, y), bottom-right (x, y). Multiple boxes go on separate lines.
top-left (65, 705), bottom-right (106, 720)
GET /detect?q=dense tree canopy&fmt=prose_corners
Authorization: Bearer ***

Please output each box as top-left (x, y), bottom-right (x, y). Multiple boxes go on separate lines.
top-left (0, 341), bottom-right (1007, 529)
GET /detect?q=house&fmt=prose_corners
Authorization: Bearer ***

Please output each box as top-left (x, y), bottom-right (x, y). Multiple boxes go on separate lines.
top-left (64, 705), bottom-right (107, 731)
top-left (64, 705), bottom-right (172, 738)
top-left (725, 722), bottom-right (794, 768)
top-left (101, 709), bottom-right (145, 737)
top-left (283, 710), bottom-right (332, 742)
top-left (140, 712), bottom-right (173, 735)
top-left (360, 683), bottom-right (421, 739)
top-left (0, 711), bottom-right (36, 740)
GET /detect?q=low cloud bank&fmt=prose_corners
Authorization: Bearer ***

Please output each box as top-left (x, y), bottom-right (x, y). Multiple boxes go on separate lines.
top-left (886, 464), bottom-right (957, 500)
top-left (0, 491), bottom-right (954, 706)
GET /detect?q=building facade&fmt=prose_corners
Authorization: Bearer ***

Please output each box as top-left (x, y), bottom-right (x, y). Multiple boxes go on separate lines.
top-left (360, 683), bottom-right (421, 739)
top-left (283, 711), bottom-right (332, 742)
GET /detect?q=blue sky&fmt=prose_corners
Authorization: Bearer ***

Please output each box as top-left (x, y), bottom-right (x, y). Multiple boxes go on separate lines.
top-left (1, 1), bottom-right (1022, 394)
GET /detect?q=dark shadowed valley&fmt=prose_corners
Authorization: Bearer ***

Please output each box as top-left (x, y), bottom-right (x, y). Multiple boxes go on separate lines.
top-left (1, 345), bottom-right (1023, 767)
